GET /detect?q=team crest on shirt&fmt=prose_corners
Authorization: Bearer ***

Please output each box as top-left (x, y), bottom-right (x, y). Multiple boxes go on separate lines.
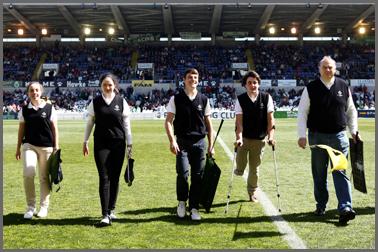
top-left (114, 105), bottom-right (120, 111)
top-left (197, 104), bottom-right (203, 111)
top-left (41, 112), bottom-right (47, 118)
top-left (337, 90), bottom-right (343, 97)
top-left (260, 103), bottom-right (265, 109)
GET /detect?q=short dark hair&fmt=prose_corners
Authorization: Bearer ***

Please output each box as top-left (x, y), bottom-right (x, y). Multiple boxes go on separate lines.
top-left (241, 70), bottom-right (261, 87)
top-left (99, 72), bottom-right (120, 93)
top-left (183, 68), bottom-right (199, 79)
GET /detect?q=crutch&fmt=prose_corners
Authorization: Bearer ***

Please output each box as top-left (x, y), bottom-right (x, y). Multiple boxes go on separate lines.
top-left (225, 146), bottom-right (237, 214)
top-left (272, 145), bottom-right (282, 212)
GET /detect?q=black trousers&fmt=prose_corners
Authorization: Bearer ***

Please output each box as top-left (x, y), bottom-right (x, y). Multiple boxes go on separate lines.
top-left (94, 139), bottom-right (126, 216)
top-left (176, 137), bottom-right (206, 210)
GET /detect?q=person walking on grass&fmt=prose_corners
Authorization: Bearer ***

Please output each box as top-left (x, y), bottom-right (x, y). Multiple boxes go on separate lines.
top-left (16, 82), bottom-right (59, 219)
top-left (165, 68), bottom-right (215, 221)
top-left (83, 73), bottom-right (132, 227)
top-left (297, 56), bottom-right (361, 225)
top-left (233, 70), bottom-right (276, 202)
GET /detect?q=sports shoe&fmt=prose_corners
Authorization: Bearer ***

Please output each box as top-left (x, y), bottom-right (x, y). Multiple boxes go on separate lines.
top-left (233, 169), bottom-right (244, 176)
top-left (190, 208), bottom-right (201, 221)
top-left (37, 207), bottom-right (48, 218)
top-left (339, 207), bottom-right (356, 225)
top-left (98, 215), bottom-right (111, 227)
top-left (177, 201), bottom-right (186, 218)
top-left (109, 210), bottom-right (117, 220)
top-left (249, 193), bottom-right (259, 202)
top-left (24, 207), bottom-right (36, 219)
top-left (314, 208), bottom-right (325, 216)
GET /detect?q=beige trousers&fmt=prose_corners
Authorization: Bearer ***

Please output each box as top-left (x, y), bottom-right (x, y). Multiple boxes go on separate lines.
top-left (22, 143), bottom-right (53, 209)
top-left (235, 138), bottom-right (266, 194)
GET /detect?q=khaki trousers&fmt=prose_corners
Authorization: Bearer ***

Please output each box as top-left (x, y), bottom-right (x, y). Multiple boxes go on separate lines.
top-left (235, 138), bottom-right (266, 194)
top-left (22, 143), bottom-right (53, 209)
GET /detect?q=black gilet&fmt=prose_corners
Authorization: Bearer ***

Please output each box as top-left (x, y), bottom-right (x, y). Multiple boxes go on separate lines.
top-left (173, 90), bottom-right (208, 139)
top-left (22, 103), bottom-right (53, 147)
top-left (93, 94), bottom-right (125, 142)
top-left (307, 77), bottom-right (349, 133)
top-left (237, 92), bottom-right (269, 140)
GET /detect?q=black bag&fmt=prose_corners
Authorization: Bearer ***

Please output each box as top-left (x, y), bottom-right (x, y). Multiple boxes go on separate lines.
top-left (124, 158), bottom-right (135, 186)
top-left (349, 138), bottom-right (367, 193)
top-left (199, 119), bottom-right (224, 213)
top-left (200, 154), bottom-right (221, 213)
top-left (48, 149), bottom-right (63, 192)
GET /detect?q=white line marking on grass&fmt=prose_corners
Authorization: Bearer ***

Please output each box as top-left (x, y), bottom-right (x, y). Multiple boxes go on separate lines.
top-left (217, 136), bottom-right (307, 249)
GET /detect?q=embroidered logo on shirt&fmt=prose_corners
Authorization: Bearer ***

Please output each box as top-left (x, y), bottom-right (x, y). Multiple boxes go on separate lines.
top-left (260, 103), bottom-right (265, 109)
top-left (114, 105), bottom-right (120, 111)
top-left (337, 91), bottom-right (343, 97)
top-left (41, 112), bottom-right (47, 118)
top-left (197, 104), bottom-right (203, 111)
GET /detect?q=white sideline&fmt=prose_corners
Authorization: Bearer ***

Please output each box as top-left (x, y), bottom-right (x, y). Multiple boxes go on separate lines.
top-left (217, 136), bottom-right (307, 249)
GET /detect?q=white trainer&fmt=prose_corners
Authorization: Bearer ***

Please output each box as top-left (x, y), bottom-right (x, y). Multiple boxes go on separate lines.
top-left (24, 207), bottom-right (36, 219)
top-left (99, 215), bottom-right (111, 226)
top-left (190, 208), bottom-right (201, 221)
top-left (177, 201), bottom-right (186, 218)
top-left (109, 210), bottom-right (117, 220)
top-left (37, 207), bottom-right (48, 218)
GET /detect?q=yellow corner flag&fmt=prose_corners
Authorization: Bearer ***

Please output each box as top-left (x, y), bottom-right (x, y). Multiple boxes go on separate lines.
top-left (311, 144), bottom-right (348, 172)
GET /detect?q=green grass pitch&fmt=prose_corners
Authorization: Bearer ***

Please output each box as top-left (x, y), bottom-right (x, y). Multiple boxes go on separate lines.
top-left (2, 118), bottom-right (375, 249)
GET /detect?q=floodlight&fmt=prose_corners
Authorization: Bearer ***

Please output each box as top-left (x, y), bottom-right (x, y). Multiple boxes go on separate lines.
top-left (84, 27), bottom-right (91, 35)
top-left (358, 27), bottom-right (366, 34)
top-left (108, 27), bottom-right (115, 35)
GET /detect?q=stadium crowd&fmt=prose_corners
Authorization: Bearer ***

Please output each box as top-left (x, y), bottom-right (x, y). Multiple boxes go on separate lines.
top-left (3, 84), bottom-right (374, 119)
top-left (3, 42), bottom-right (375, 117)
top-left (4, 42), bottom-right (374, 84)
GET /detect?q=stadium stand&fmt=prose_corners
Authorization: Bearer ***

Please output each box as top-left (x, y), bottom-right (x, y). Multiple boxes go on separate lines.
top-left (3, 42), bottom-right (375, 116)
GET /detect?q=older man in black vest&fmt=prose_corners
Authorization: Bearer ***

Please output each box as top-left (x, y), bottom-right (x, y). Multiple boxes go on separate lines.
top-left (297, 56), bottom-right (361, 225)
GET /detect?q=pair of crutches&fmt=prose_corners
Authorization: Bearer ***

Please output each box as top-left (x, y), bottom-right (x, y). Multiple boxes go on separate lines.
top-left (224, 143), bottom-right (281, 213)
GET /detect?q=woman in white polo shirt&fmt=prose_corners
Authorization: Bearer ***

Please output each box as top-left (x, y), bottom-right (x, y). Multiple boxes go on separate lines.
top-left (16, 81), bottom-right (59, 219)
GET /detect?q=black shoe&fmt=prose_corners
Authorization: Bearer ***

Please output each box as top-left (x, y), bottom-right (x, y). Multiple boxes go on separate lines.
top-left (339, 208), bottom-right (356, 224)
top-left (314, 208), bottom-right (325, 216)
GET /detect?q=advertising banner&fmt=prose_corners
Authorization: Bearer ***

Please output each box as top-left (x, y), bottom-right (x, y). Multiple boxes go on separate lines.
top-left (350, 79), bottom-right (375, 87)
top-left (277, 79), bottom-right (297, 87)
top-left (260, 79), bottom-right (272, 87)
top-left (358, 110), bottom-right (375, 118)
top-left (232, 63), bottom-right (248, 69)
top-left (137, 63), bottom-right (153, 69)
top-left (132, 80), bottom-right (154, 87)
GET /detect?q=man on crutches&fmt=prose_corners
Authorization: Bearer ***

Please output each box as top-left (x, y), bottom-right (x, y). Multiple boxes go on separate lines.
top-left (233, 70), bottom-right (276, 202)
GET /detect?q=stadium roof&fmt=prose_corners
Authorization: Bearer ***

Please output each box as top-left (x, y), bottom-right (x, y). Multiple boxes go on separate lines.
top-left (3, 1), bottom-right (375, 40)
